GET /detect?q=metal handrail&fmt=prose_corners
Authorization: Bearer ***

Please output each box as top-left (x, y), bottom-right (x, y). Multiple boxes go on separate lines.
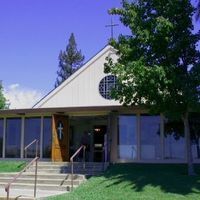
top-left (5, 156), bottom-right (39, 200)
top-left (24, 139), bottom-right (38, 158)
top-left (70, 145), bottom-right (86, 190)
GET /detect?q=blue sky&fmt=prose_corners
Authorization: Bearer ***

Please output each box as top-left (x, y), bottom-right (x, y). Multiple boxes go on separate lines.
top-left (0, 1), bottom-right (128, 95)
top-left (0, 0), bottom-right (199, 108)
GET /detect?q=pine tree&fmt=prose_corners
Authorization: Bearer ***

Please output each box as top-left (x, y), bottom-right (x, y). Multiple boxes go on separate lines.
top-left (55, 33), bottom-right (84, 87)
top-left (0, 81), bottom-right (6, 109)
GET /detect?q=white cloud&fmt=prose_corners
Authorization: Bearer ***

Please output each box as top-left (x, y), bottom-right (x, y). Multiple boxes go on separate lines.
top-left (4, 84), bottom-right (43, 109)
top-left (9, 83), bottom-right (20, 90)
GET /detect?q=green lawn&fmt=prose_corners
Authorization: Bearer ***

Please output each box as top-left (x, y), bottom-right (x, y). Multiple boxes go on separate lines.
top-left (0, 161), bottom-right (26, 172)
top-left (48, 164), bottom-right (200, 200)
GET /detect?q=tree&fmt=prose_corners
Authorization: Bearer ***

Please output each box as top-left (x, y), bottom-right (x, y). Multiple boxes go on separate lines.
top-left (55, 33), bottom-right (84, 87)
top-left (0, 82), bottom-right (6, 109)
top-left (105, 0), bottom-right (200, 175)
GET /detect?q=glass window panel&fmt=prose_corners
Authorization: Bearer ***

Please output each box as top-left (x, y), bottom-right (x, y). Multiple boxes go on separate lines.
top-left (5, 118), bottom-right (21, 158)
top-left (0, 119), bottom-right (4, 157)
top-left (118, 115), bottom-right (137, 160)
top-left (192, 143), bottom-right (200, 160)
top-left (24, 117), bottom-right (41, 158)
top-left (141, 115), bottom-right (161, 160)
top-left (43, 117), bottom-right (52, 158)
top-left (164, 120), bottom-right (185, 159)
top-left (99, 75), bottom-right (117, 99)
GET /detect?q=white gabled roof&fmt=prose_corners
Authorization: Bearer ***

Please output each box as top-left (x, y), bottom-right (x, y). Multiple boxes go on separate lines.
top-left (33, 45), bottom-right (120, 108)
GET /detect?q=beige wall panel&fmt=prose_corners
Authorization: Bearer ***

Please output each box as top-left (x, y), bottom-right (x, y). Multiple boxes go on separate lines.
top-left (35, 46), bottom-right (120, 108)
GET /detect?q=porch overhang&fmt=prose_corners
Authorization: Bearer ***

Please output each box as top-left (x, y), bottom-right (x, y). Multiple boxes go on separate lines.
top-left (0, 105), bottom-right (145, 117)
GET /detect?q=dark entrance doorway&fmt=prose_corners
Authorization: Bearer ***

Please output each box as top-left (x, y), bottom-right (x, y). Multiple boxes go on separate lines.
top-left (69, 116), bottom-right (108, 162)
top-left (93, 125), bottom-right (107, 162)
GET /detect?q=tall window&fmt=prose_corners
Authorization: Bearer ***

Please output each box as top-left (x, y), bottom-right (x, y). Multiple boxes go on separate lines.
top-left (164, 120), bottom-right (185, 159)
top-left (24, 117), bottom-right (41, 158)
top-left (5, 118), bottom-right (21, 158)
top-left (0, 119), bottom-right (4, 157)
top-left (140, 115), bottom-right (161, 160)
top-left (43, 117), bottom-right (52, 158)
top-left (118, 115), bottom-right (137, 160)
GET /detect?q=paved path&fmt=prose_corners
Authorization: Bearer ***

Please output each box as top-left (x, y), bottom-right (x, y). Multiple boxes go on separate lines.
top-left (0, 188), bottom-right (67, 199)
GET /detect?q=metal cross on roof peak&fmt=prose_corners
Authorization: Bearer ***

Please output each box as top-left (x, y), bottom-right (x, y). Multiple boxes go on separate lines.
top-left (105, 17), bottom-right (119, 40)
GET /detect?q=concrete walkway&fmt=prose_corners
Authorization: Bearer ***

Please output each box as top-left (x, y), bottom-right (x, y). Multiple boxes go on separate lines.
top-left (0, 188), bottom-right (67, 199)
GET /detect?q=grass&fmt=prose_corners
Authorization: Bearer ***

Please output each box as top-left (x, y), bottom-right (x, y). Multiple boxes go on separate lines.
top-left (0, 161), bottom-right (26, 172)
top-left (48, 164), bottom-right (200, 200)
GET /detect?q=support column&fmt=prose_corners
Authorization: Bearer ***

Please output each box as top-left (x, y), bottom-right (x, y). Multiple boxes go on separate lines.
top-left (20, 117), bottom-right (25, 159)
top-left (2, 118), bottom-right (6, 158)
top-left (40, 116), bottom-right (44, 159)
top-left (160, 114), bottom-right (164, 160)
top-left (109, 111), bottom-right (118, 163)
top-left (137, 114), bottom-right (141, 161)
top-left (106, 115), bottom-right (111, 162)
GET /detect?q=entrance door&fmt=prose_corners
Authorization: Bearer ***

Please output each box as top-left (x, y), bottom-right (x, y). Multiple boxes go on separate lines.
top-left (52, 115), bottom-right (69, 162)
top-left (93, 125), bottom-right (107, 162)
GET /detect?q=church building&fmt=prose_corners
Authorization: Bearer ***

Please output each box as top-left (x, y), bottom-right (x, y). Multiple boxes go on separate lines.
top-left (0, 45), bottom-right (199, 163)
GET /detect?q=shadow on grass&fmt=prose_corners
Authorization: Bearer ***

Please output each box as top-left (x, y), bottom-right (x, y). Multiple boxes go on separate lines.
top-left (100, 164), bottom-right (200, 196)
top-left (17, 162), bottom-right (26, 169)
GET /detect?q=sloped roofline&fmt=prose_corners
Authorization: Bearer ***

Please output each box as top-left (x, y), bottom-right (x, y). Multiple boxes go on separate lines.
top-left (33, 44), bottom-right (116, 108)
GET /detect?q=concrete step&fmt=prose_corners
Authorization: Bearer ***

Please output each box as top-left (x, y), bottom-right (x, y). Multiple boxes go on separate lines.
top-left (27, 162), bottom-right (106, 176)
top-left (0, 173), bottom-right (85, 180)
top-left (0, 188), bottom-right (67, 199)
top-left (26, 169), bottom-right (103, 175)
top-left (37, 162), bottom-right (105, 166)
top-left (0, 196), bottom-right (35, 200)
top-left (28, 165), bottom-right (105, 170)
top-left (29, 162), bottom-right (105, 168)
top-left (0, 161), bottom-right (108, 198)
top-left (0, 177), bottom-right (82, 185)
top-left (0, 182), bottom-right (76, 191)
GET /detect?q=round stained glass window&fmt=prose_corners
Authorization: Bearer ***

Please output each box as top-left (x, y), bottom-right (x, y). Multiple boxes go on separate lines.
top-left (99, 75), bottom-right (117, 100)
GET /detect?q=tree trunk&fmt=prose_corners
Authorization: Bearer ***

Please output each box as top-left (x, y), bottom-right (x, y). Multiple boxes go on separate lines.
top-left (196, 138), bottom-right (200, 159)
top-left (183, 112), bottom-right (195, 176)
